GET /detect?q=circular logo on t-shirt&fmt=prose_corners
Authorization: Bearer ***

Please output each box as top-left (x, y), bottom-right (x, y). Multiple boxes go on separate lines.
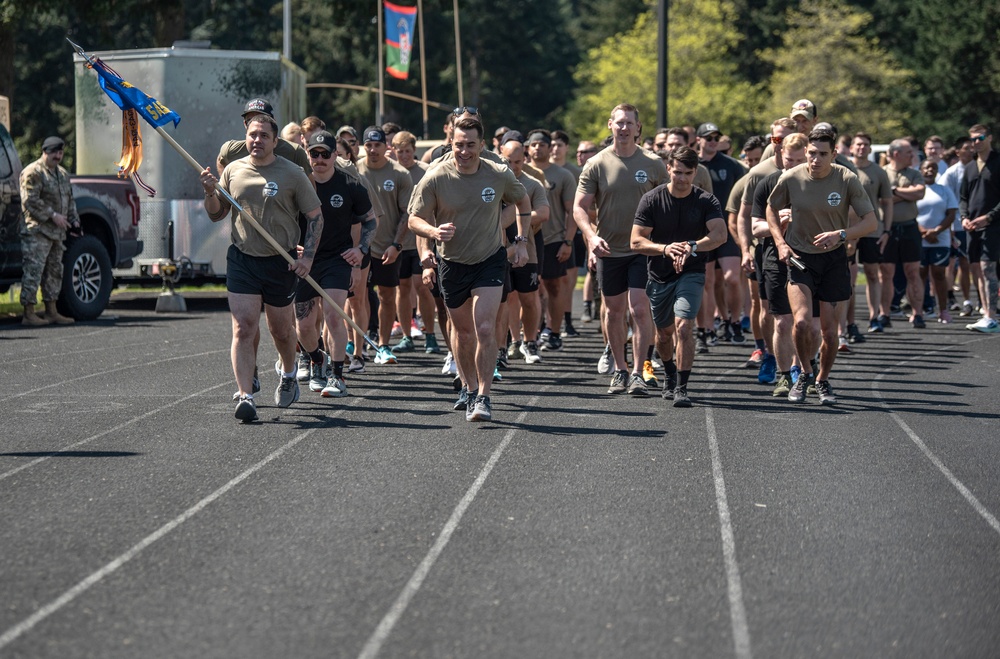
top-left (330, 194), bottom-right (344, 208)
top-left (827, 192), bottom-right (842, 207)
top-left (482, 187), bottom-right (496, 203)
top-left (634, 170), bottom-right (648, 183)
top-left (263, 181), bottom-right (278, 198)
top-left (383, 179), bottom-right (395, 192)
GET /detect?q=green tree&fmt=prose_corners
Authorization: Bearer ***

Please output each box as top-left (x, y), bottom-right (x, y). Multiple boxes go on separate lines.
top-left (761, 0), bottom-right (914, 142)
top-left (564, 0), bottom-right (764, 143)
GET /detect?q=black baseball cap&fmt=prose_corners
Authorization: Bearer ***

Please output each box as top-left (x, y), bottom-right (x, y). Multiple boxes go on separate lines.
top-left (336, 125), bottom-right (360, 141)
top-left (363, 126), bottom-right (387, 144)
top-left (241, 98), bottom-right (274, 118)
top-left (42, 136), bottom-right (65, 152)
top-left (500, 130), bottom-right (525, 147)
top-left (307, 130), bottom-right (335, 151)
top-left (697, 122), bottom-right (720, 138)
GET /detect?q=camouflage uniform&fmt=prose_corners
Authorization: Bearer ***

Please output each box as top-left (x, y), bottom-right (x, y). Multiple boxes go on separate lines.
top-left (19, 156), bottom-right (78, 305)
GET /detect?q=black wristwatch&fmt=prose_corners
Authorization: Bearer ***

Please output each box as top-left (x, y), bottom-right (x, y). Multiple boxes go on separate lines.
top-left (562, 240), bottom-right (572, 246)
top-left (838, 230), bottom-right (847, 244)
top-left (687, 240), bottom-right (698, 255)
top-left (391, 242), bottom-right (402, 251)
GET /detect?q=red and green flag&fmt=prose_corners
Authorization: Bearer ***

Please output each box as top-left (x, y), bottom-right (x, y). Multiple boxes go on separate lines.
top-left (385, 1), bottom-right (417, 80)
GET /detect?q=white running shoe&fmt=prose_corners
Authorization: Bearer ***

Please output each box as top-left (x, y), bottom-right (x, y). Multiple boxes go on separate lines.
top-left (442, 352), bottom-right (456, 375)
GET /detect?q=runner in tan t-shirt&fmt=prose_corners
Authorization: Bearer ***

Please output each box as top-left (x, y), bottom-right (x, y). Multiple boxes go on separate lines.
top-left (766, 129), bottom-right (877, 406)
top-left (408, 117), bottom-right (530, 422)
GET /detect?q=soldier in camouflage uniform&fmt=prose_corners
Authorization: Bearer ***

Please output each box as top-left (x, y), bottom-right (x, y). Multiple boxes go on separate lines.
top-left (19, 136), bottom-right (78, 325)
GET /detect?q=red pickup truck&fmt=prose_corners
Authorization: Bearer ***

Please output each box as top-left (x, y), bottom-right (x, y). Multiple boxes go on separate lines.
top-left (0, 122), bottom-right (142, 320)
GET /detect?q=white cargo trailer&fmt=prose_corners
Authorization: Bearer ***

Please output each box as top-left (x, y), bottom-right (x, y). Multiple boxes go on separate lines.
top-left (74, 46), bottom-right (306, 284)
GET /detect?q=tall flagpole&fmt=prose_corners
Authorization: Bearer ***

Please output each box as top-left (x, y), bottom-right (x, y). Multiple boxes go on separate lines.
top-left (377, 0), bottom-right (385, 125)
top-left (453, 0), bottom-right (463, 107)
top-left (417, 0), bottom-right (429, 139)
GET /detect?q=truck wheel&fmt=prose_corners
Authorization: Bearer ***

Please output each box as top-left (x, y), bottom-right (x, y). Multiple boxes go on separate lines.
top-left (58, 235), bottom-right (113, 320)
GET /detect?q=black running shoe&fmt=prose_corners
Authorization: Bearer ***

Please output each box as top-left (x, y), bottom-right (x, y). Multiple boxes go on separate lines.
top-left (453, 387), bottom-right (470, 411)
top-left (672, 386), bottom-right (692, 408)
top-left (234, 395), bottom-right (258, 423)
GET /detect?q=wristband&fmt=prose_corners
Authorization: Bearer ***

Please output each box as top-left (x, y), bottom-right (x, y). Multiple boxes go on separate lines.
top-left (391, 242), bottom-right (402, 251)
top-left (513, 235), bottom-right (528, 244)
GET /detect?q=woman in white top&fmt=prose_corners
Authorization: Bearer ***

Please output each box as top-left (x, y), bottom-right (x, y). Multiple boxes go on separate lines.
top-left (916, 159), bottom-right (959, 323)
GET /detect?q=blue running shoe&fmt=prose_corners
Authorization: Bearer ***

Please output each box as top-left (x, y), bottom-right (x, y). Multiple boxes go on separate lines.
top-left (346, 341), bottom-right (355, 356)
top-left (790, 363), bottom-right (802, 384)
top-left (758, 353), bottom-right (777, 384)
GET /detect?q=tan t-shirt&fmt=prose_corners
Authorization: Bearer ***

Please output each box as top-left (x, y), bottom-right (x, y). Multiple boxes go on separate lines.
top-left (218, 138), bottom-right (312, 176)
top-left (536, 162), bottom-right (577, 245)
top-left (694, 164), bottom-right (714, 195)
top-left (767, 163), bottom-right (874, 255)
top-left (220, 156), bottom-right (321, 257)
top-left (738, 157), bottom-right (782, 210)
top-left (358, 158), bottom-right (414, 257)
top-left (515, 170), bottom-right (549, 264)
top-left (854, 161), bottom-right (892, 236)
top-left (885, 164), bottom-right (922, 224)
top-left (410, 157), bottom-right (526, 265)
top-left (401, 161), bottom-right (429, 250)
top-left (577, 147), bottom-right (669, 257)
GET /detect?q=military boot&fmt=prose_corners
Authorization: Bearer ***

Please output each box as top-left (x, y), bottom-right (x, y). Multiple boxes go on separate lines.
top-left (22, 304), bottom-right (51, 326)
top-left (44, 300), bottom-right (75, 325)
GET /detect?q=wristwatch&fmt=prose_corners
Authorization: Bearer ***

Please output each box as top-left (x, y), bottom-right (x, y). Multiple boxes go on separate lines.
top-left (838, 230), bottom-right (847, 243)
top-left (562, 240), bottom-right (572, 246)
top-left (513, 235), bottom-right (528, 244)
top-left (391, 242), bottom-right (402, 251)
top-left (687, 240), bottom-right (698, 255)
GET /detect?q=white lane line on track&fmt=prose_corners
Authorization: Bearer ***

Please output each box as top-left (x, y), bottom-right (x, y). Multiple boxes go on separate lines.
top-left (0, 425), bottom-right (321, 651)
top-left (703, 367), bottom-right (753, 659)
top-left (872, 336), bottom-right (1000, 536)
top-left (0, 349), bottom-right (227, 404)
top-left (0, 381), bottom-right (229, 483)
top-left (4, 335), bottom-right (222, 366)
top-left (357, 395), bottom-right (541, 659)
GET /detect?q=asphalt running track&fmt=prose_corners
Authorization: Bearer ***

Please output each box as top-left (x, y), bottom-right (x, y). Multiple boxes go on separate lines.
top-left (1, 291), bottom-right (999, 658)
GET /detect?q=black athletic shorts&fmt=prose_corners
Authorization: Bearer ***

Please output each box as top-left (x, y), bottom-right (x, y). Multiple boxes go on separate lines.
top-left (369, 253), bottom-right (402, 288)
top-left (857, 236), bottom-right (884, 264)
top-left (439, 247), bottom-right (507, 309)
top-left (502, 260), bottom-right (511, 303)
top-left (883, 223), bottom-right (922, 263)
top-left (510, 263), bottom-right (540, 294)
top-left (226, 244), bottom-right (297, 307)
top-left (788, 246), bottom-right (852, 304)
top-left (716, 232), bottom-right (741, 259)
top-left (762, 243), bottom-right (791, 316)
top-left (541, 242), bottom-right (569, 280)
top-left (976, 227), bottom-right (1000, 262)
top-left (952, 230), bottom-right (968, 260)
top-left (596, 253), bottom-right (647, 297)
top-left (574, 230), bottom-right (586, 268)
top-left (295, 255), bottom-right (352, 301)
top-left (753, 242), bottom-right (767, 300)
top-left (398, 249), bottom-right (422, 279)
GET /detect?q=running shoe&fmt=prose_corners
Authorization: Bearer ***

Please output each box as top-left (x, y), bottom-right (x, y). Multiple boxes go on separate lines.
top-left (867, 318), bottom-right (883, 334)
top-left (581, 305), bottom-right (593, 323)
top-left (309, 354), bottom-right (328, 392)
top-left (232, 367), bottom-right (262, 401)
top-left (960, 300), bottom-right (974, 317)
top-left (392, 336), bottom-right (415, 353)
top-left (805, 374), bottom-right (818, 396)
top-left (923, 307), bottom-right (937, 320)
top-left (275, 375), bottom-right (300, 408)
top-left (322, 376), bottom-right (348, 398)
top-left (731, 324), bottom-right (746, 345)
top-left (672, 386), bottom-right (692, 408)
top-left (425, 334), bottom-right (442, 354)
top-left (695, 335), bottom-right (709, 354)
top-left (838, 336), bottom-right (851, 353)
top-left (627, 373), bottom-right (648, 396)
top-left (493, 366), bottom-right (502, 383)
top-left (415, 313), bottom-right (425, 331)
top-left (348, 355), bottom-right (366, 374)
top-left (453, 386), bottom-right (470, 411)
top-left (390, 320), bottom-right (404, 338)
top-left (790, 364), bottom-right (802, 384)
top-left (816, 379), bottom-right (837, 405)
top-left (938, 311), bottom-right (953, 324)
top-left (296, 351), bottom-right (310, 382)
top-left (453, 375), bottom-right (463, 391)
top-left (877, 314), bottom-right (892, 329)
top-left (758, 354), bottom-right (777, 384)
top-left (541, 333), bottom-right (563, 351)
top-left (497, 347), bottom-right (509, 369)
top-left (911, 315), bottom-right (926, 329)
top-left (718, 323), bottom-right (733, 344)
top-left (410, 319), bottom-right (424, 339)
top-left (847, 323), bottom-right (866, 343)
top-left (346, 341), bottom-right (355, 357)
top-left (539, 327), bottom-right (552, 342)
top-left (948, 292), bottom-right (959, 311)
top-left (374, 346), bottom-right (398, 364)
top-left (597, 345), bottom-right (614, 373)
top-left (468, 395), bottom-right (493, 422)
top-left (442, 352), bottom-right (456, 374)
top-left (521, 341), bottom-right (542, 364)
top-left (661, 373), bottom-right (677, 400)
top-left (234, 394), bottom-right (258, 423)
top-left (966, 317), bottom-right (1000, 333)
top-left (745, 349), bottom-right (765, 368)
top-left (707, 330), bottom-right (719, 347)
top-left (772, 374), bottom-right (792, 397)
top-left (608, 370), bottom-right (628, 394)
top-left (642, 360), bottom-right (659, 389)
top-left (564, 323), bottom-right (580, 338)
top-left (741, 315), bottom-right (751, 332)
top-left (787, 375), bottom-right (807, 403)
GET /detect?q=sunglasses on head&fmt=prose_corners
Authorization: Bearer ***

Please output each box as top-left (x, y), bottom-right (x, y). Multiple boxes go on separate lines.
top-left (309, 149), bottom-right (332, 159)
top-left (453, 106), bottom-right (479, 116)
top-left (971, 134), bottom-right (990, 143)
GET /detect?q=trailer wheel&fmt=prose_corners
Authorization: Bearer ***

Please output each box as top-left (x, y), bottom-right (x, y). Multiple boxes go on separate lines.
top-left (58, 235), bottom-right (113, 320)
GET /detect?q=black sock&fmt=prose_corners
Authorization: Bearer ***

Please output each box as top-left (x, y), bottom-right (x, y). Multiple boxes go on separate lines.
top-left (333, 361), bottom-right (344, 377)
top-left (308, 347), bottom-right (324, 364)
top-left (564, 311), bottom-right (572, 325)
top-left (646, 345), bottom-right (654, 360)
top-left (678, 370), bottom-right (691, 387)
top-left (665, 360), bottom-right (677, 377)
top-left (809, 358), bottom-right (817, 373)
top-left (697, 328), bottom-right (706, 339)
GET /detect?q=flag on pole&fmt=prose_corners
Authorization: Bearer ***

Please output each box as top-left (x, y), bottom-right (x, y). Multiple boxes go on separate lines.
top-left (385, 1), bottom-right (417, 80)
top-left (71, 41), bottom-right (181, 196)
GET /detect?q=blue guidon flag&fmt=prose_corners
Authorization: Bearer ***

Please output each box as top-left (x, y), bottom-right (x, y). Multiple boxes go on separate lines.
top-left (385, 1), bottom-right (417, 80)
top-left (70, 39), bottom-right (181, 197)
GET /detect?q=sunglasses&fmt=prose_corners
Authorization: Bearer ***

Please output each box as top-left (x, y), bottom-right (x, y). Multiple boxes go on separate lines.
top-left (702, 135), bottom-right (721, 142)
top-left (45, 148), bottom-right (64, 154)
top-left (971, 134), bottom-right (990, 143)
top-left (576, 148), bottom-right (597, 155)
top-left (452, 106), bottom-right (479, 116)
top-left (770, 135), bottom-right (783, 145)
top-left (309, 149), bottom-right (332, 159)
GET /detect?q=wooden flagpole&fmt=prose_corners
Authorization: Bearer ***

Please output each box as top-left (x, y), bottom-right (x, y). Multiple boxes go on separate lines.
top-left (417, 0), bottom-right (429, 139)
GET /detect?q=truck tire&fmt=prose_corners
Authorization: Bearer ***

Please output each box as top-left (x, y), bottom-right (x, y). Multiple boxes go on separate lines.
top-left (58, 235), bottom-right (113, 320)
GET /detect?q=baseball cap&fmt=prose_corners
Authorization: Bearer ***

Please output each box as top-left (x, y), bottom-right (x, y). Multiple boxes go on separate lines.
top-left (336, 125), bottom-right (360, 141)
top-left (526, 131), bottom-right (552, 145)
top-left (813, 121), bottom-right (836, 135)
top-left (697, 122), bottom-right (720, 138)
top-left (363, 126), bottom-right (387, 144)
top-left (41, 136), bottom-right (65, 152)
top-left (499, 130), bottom-right (525, 147)
top-left (241, 98), bottom-right (274, 118)
top-left (307, 130), bottom-right (335, 151)
top-left (790, 99), bottom-right (817, 120)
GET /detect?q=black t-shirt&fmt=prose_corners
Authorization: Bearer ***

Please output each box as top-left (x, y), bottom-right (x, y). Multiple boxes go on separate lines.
top-left (700, 153), bottom-right (745, 215)
top-left (634, 185), bottom-right (723, 283)
top-left (751, 170), bottom-right (782, 251)
top-left (300, 169), bottom-right (372, 257)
